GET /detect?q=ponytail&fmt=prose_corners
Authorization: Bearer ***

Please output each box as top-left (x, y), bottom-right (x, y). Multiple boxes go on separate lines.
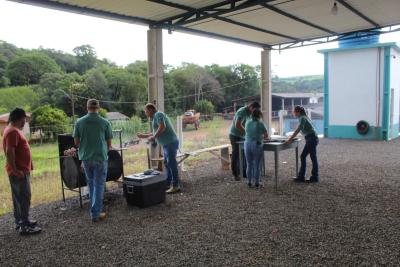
top-left (251, 108), bottom-right (263, 121)
top-left (294, 105), bottom-right (307, 116)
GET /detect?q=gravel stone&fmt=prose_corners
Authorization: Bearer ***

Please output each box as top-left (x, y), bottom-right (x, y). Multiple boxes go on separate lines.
top-left (0, 138), bottom-right (400, 266)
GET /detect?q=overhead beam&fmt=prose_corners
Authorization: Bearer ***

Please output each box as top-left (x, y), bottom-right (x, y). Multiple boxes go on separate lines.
top-left (260, 3), bottom-right (337, 35)
top-left (149, 0), bottom-right (298, 41)
top-left (172, 25), bottom-right (271, 48)
top-left (336, 0), bottom-right (380, 28)
top-left (154, 0), bottom-right (275, 25)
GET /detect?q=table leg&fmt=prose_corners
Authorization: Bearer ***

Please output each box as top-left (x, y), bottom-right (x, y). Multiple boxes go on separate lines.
top-left (295, 146), bottom-right (299, 178)
top-left (239, 143), bottom-right (243, 178)
top-left (274, 150), bottom-right (279, 191)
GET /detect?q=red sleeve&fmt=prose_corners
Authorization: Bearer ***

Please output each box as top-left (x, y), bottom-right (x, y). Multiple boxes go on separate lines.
top-left (5, 130), bottom-right (19, 149)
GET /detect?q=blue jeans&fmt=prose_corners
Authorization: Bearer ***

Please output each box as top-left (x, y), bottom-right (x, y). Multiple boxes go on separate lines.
top-left (82, 160), bottom-right (108, 219)
top-left (163, 140), bottom-right (180, 187)
top-left (244, 140), bottom-right (264, 185)
top-left (298, 134), bottom-right (319, 180)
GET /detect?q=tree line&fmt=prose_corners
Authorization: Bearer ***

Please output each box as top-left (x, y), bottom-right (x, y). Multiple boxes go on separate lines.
top-left (0, 40), bottom-right (323, 119)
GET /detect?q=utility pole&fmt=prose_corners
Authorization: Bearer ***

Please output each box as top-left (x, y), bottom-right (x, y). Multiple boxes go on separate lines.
top-left (69, 84), bottom-right (76, 125)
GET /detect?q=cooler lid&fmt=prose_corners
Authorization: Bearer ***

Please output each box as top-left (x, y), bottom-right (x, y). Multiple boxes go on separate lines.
top-left (123, 172), bottom-right (164, 185)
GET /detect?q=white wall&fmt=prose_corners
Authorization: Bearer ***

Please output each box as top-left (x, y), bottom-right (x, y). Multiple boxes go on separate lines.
top-left (390, 48), bottom-right (400, 127)
top-left (328, 48), bottom-right (382, 127)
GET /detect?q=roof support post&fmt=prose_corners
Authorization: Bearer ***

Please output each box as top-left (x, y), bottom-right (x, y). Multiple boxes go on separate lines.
top-left (147, 28), bottom-right (165, 112)
top-left (147, 28), bottom-right (164, 170)
top-left (261, 49), bottom-right (272, 133)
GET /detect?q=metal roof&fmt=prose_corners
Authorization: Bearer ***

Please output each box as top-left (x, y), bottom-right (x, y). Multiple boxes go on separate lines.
top-left (9, 0), bottom-right (400, 49)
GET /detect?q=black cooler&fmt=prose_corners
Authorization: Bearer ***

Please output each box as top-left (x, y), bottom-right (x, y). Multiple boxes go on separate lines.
top-left (123, 172), bottom-right (166, 208)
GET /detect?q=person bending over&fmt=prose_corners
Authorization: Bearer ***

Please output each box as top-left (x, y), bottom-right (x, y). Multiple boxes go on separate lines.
top-left (138, 103), bottom-right (181, 194)
top-left (286, 106), bottom-right (319, 183)
top-left (229, 101), bottom-right (261, 181)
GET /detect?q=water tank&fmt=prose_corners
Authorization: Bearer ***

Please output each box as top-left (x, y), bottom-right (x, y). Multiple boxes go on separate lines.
top-left (338, 31), bottom-right (380, 48)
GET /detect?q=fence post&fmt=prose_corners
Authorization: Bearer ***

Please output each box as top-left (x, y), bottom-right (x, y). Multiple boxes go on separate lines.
top-left (176, 115), bottom-right (184, 172)
top-left (279, 110), bottom-right (284, 136)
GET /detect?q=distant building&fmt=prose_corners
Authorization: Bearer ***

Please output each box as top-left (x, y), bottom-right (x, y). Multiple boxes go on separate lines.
top-left (0, 113), bottom-right (31, 136)
top-left (0, 113), bottom-right (31, 150)
top-left (106, 112), bottom-right (129, 122)
top-left (319, 42), bottom-right (400, 140)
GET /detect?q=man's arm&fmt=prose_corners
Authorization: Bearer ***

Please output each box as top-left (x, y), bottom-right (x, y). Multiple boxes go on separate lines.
top-left (107, 139), bottom-right (112, 150)
top-left (153, 121), bottom-right (166, 139)
top-left (235, 119), bottom-right (245, 134)
top-left (74, 138), bottom-right (80, 147)
top-left (5, 147), bottom-right (24, 178)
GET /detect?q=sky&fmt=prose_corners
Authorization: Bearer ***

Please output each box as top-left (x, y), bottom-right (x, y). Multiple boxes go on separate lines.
top-left (0, 0), bottom-right (399, 77)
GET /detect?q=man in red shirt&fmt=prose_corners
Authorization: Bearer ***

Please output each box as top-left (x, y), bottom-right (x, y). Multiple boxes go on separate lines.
top-left (3, 108), bottom-right (41, 235)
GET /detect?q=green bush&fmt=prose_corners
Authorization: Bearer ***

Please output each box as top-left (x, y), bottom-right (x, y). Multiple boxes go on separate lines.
top-left (30, 105), bottom-right (69, 141)
top-left (0, 86), bottom-right (38, 114)
top-left (194, 100), bottom-right (214, 115)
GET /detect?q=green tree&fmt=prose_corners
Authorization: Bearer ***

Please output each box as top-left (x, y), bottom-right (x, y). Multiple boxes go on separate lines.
top-left (6, 52), bottom-right (61, 85)
top-left (194, 100), bottom-right (214, 115)
top-left (73, 45), bottom-right (97, 74)
top-left (0, 40), bottom-right (20, 61)
top-left (30, 105), bottom-right (69, 140)
top-left (0, 54), bottom-right (9, 87)
top-left (38, 48), bottom-right (79, 73)
top-left (0, 86), bottom-right (38, 114)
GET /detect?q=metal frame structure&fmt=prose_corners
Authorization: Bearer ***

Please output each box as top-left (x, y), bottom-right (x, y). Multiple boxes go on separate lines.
top-left (60, 130), bottom-right (125, 208)
top-left (10, 0), bottom-right (400, 50)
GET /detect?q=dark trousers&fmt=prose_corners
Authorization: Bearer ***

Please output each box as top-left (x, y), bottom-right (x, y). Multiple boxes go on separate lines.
top-left (298, 134), bottom-right (319, 179)
top-left (9, 174), bottom-right (31, 226)
top-left (229, 134), bottom-right (246, 178)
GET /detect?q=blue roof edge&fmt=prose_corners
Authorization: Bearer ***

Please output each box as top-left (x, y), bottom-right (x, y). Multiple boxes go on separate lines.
top-left (318, 42), bottom-right (400, 54)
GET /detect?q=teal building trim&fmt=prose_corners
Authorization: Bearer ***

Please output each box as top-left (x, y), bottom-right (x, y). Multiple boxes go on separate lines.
top-left (323, 53), bottom-right (329, 137)
top-left (328, 125), bottom-right (383, 140)
top-left (382, 46), bottom-right (391, 141)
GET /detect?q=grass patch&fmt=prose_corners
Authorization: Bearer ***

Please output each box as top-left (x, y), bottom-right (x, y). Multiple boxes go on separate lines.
top-left (0, 117), bottom-right (231, 217)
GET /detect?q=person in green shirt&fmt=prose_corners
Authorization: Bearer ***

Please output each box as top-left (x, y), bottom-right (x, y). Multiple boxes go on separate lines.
top-left (286, 106), bottom-right (319, 183)
top-left (73, 99), bottom-right (113, 222)
top-left (244, 109), bottom-right (269, 188)
top-left (138, 103), bottom-right (181, 194)
top-left (229, 101), bottom-right (261, 180)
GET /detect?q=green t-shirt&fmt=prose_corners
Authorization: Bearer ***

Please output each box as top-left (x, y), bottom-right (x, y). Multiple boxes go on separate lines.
top-left (245, 120), bottom-right (268, 142)
top-left (229, 106), bottom-right (250, 138)
top-left (73, 113), bottom-right (113, 161)
top-left (152, 111), bottom-right (178, 146)
top-left (299, 115), bottom-right (316, 136)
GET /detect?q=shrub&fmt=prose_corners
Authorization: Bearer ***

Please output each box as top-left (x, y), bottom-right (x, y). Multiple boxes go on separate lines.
top-left (30, 105), bottom-right (69, 141)
top-left (194, 100), bottom-right (214, 115)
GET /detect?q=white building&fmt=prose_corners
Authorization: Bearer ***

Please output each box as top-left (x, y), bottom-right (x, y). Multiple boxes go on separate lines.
top-left (319, 42), bottom-right (400, 141)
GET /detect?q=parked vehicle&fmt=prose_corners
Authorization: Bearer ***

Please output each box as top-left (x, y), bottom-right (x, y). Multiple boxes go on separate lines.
top-left (182, 110), bottom-right (200, 130)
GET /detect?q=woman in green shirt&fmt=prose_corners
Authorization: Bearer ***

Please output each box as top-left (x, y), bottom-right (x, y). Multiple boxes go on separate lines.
top-left (244, 109), bottom-right (269, 188)
top-left (286, 106), bottom-right (319, 183)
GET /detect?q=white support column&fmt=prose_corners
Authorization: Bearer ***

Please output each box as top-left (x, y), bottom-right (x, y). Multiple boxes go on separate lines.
top-left (147, 28), bottom-right (164, 111)
top-left (147, 28), bottom-right (164, 169)
top-left (261, 49), bottom-right (272, 132)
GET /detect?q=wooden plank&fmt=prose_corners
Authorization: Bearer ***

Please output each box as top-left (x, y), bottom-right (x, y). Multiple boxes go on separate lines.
top-left (189, 144), bottom-right (231, 156)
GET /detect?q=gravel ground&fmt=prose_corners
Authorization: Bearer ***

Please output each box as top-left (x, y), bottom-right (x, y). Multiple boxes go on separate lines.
top-left (0, 138), bottom-right (400, 266)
